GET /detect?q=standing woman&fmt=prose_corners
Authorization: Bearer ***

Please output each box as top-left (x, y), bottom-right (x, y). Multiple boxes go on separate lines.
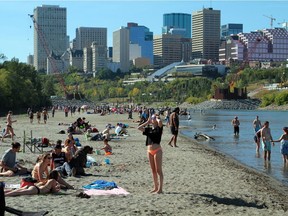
top-left (272, 127), bottom-right (288, 164)
top-left (138, 114), bottom-right (164, 194)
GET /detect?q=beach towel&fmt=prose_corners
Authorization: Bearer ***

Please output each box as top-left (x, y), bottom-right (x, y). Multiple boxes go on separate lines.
top-left (83, 180), bottom-right (117, 190)
top-left (84, 187), bottom-right (130, 196)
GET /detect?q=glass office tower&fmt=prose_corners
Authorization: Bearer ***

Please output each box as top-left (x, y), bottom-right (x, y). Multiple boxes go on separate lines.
top-left (163, 13), bottom-right (191, 38)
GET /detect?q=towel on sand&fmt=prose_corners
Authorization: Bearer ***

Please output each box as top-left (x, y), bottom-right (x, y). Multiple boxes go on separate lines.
top-left (83, 180), bottom-right (117, 190)
top-left (83, 180), bottom-right (129, 196)
top-left (84, 187), bottom-right (129, 196)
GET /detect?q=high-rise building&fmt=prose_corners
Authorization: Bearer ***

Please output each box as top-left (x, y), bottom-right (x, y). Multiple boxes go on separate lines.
top-left (75, 27), bottom-right (107, 50)
top-left (192, 8), bottom-right (221, 61)
top-left (91, 42), bottom-right (107, 71)
top-left (127, 22), bottom-right (153, 65)
top-left (33, 5), bottom-right (68, 73)
top-left (113, 27), bottom-right (130, 72)
top-left (153, 34), bottom-right (191, 68)
top-left (221, 23), bottom-right (243, 39)
top-left (75, 27), bottom-right (107, 72)
top-left (163, 13), bottom-right (191, 38)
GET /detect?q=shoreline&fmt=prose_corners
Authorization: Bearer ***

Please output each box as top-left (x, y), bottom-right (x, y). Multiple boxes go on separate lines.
top-left (179, 132), bottom-right (288, 197)
top-left (1, 111), bottom-right (288, 215)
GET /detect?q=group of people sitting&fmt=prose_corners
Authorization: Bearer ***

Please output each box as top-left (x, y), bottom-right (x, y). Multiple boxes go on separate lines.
top-left (0, 138), bottom-right (95, 197)
top-left (86, 122), bottom-right (128, 142)
top-left (67, 117), bottom-right (92, 134)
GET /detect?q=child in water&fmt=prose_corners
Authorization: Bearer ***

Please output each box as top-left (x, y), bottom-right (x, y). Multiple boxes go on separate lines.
top-left (102, 139), bottom-right (112, 155)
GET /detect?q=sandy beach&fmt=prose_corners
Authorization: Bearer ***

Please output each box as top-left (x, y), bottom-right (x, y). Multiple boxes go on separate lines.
top-left (1, 110), bottom-right (288, 216)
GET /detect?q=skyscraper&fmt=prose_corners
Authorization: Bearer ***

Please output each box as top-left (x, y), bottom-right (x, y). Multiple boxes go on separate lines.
top-left (163, 13), bottom-right (191, 38)
top-left (192, 8), bottom-right (221, 61)
top-left (127, 22), bottom-right (153, 65)
top-left (113, 27), bottom-right (130, 72)
top-left (153, 34), bottom-right (191, 68)
top-left (33, 5), bottom-right (68, 72)
top-left (75, 27), bottom-right (107, 50)
top-left (221, 23), bottom-right (243, 39)
top-left (75, 27), bottom-right (107, 72)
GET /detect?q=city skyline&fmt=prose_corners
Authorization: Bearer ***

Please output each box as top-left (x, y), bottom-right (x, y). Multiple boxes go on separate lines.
top-left (1, 0), bottom-right (287, 63)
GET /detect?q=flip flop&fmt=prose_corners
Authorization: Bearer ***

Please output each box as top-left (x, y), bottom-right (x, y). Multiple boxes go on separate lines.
top-left (76, 192), bottom-right (90, 199)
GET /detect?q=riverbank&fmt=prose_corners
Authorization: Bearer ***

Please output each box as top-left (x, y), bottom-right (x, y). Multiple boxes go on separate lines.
top-left (1, 111), bottom-right (287, 215)
top-left (179, 99), bottom-right (261, 110)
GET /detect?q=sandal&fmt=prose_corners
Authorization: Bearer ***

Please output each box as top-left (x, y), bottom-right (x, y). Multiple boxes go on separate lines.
top-left (76, 192), bottom-right (91, 199)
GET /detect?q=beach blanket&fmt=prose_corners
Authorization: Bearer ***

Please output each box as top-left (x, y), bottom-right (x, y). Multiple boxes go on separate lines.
top-left (83, 180), bottom-right (129, 196)
top-left (83, 180), bottom-right (117, 190)
top-left (84, 187), bottom-right (129, 196)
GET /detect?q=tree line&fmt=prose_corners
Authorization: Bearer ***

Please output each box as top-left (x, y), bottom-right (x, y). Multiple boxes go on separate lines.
top-left (1, 57), bottom-right (288, 114)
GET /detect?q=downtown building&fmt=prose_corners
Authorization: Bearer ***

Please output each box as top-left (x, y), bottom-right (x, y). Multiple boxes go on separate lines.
top-left (153, 34), bottom-right (191, 68)
top-left (127, 22), bottom-right (154, 66)
top-left (162, 13), bottom-right (191, 39)
top-left (221, 23), bottom-right (243, 39)
top-left (219, 28), bottom-right (288, 64)
top-left (192, 8), bottom-right (221, 62)
top-left (33, 5), bottom-right (68, 73)
top-left (112, 27), bottom-right (130, 73)
top-left (73, 27), bottom-right (107, 72)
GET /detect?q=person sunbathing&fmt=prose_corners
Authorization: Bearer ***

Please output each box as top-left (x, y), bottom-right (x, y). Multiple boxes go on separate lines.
top-left (32, 153), bottom-right (74, 189)
top-left (5, 170), bottom-right (61, 196)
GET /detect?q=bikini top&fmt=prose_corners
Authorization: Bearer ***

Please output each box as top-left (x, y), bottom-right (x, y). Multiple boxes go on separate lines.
top-left (143, 126), bottom-right (163, 146)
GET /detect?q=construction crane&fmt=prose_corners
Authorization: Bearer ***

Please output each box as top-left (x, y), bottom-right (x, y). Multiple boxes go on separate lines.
top-left (29, 14), bottom-right (83, 100)
top-left (263, 15), bottom-right (276, 29)
top-left (278, 21), bottom-right (288, 30)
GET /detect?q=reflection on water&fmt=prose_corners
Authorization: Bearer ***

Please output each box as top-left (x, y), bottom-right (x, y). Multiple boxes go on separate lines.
top-left (264, 161), bottom-right (272, 174)
top-left (180, 109), bottom-right (288, 186)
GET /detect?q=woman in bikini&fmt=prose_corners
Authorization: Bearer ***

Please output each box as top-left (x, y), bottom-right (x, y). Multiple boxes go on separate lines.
top-left (138, 114), bottom-right (163, 194)
top-left (5, 170), bottom-right (61, 196)
top-left (32, 153), bottom-right (74, 189)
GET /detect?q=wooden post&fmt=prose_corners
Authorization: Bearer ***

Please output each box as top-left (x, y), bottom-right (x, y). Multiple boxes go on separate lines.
top-left (23, 131), bottom-right (25, 153)
top-left (30, 130), bottom-right (34, 153)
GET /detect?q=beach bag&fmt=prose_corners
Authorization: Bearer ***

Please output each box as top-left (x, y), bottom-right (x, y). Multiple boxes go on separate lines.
top-left (20, 177), bottom-right (37, 188)
top-left (39, 137), bottom-right (49, 147)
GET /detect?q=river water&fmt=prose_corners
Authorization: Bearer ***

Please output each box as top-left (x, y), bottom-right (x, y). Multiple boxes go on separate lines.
top-left (180, 109), bottom-right (288, 186)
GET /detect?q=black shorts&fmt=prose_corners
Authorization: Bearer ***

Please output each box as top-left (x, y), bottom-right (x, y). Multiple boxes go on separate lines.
top-left (234, 126), bottom-right (239, 134)
top-left (170, 126), bottom-right (178, 136)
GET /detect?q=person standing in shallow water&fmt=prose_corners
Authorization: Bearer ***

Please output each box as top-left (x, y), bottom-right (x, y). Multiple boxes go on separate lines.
top-left (260, 121), bottom-right (274, 161)
top-left (138, 114), bottom-right (164, 194)
top-left (231, 116), bottom-right (240, 136)
top-left (253, 115), bottom-right (262, 132)
top-left (272, 127), bottom-right (288, 164)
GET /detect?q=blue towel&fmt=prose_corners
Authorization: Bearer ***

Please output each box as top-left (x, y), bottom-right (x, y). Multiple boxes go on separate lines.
top-left (83, 180), bottom-right (118, 190)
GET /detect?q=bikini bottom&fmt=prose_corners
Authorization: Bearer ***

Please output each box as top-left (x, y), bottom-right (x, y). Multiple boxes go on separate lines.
top-left (147, 147), bottom-right (162, 156)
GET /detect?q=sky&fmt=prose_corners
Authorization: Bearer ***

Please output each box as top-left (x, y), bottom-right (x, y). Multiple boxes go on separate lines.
top-left (0, 0), bottom-right (287, 63)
